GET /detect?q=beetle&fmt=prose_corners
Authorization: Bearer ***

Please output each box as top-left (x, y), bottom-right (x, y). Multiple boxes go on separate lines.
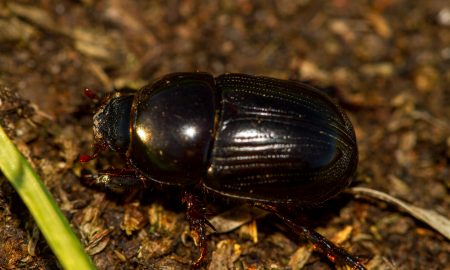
top-left (80, 72), bottom-right (365, 269)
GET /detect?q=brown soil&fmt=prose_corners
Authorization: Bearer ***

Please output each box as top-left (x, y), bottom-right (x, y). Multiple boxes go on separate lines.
top-left (0, 1), bottom-right (449, 269)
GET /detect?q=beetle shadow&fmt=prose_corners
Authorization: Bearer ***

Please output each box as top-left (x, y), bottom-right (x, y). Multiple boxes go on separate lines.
top-left (94, 182), bottom-right (187, 213)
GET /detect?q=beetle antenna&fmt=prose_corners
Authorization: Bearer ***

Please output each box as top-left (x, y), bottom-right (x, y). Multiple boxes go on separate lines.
top-left (79, 153), bottom-right (97, 163)
top-left (83, 88), bottom-right (100, 101)
top-left (79, 143), bottom-right (106, 162)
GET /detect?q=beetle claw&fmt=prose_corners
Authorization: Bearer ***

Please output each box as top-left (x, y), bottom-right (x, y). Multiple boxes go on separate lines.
top-left (257, 204), bottom-right (367, 270)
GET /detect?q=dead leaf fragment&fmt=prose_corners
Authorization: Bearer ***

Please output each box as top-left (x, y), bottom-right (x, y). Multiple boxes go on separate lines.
top-left (349, 187), bottom-right (450, 241)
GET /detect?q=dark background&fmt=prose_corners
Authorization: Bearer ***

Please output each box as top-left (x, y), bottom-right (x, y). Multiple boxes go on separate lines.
top-left (0, 0), bottom-right (449, 269)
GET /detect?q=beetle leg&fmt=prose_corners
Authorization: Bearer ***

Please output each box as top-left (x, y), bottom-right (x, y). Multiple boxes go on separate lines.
top-left (182, 191), bottom-right (214, 268)
top-left (81, 168), bottom-right (146, 192)
top-left (255, 203), bottom-right (366, 270)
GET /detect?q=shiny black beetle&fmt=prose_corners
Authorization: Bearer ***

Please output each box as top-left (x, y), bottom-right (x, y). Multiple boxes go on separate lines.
top-left (80, 72), bottom-right (364, 269)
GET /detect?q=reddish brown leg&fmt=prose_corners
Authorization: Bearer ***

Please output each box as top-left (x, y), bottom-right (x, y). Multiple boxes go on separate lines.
top-left (182, 191), bottom-right (215, 269)
top-left (256, 203), bottom-right (366, 270)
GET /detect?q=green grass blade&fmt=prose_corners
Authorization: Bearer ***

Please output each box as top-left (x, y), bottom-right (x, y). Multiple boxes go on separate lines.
top-left (0, 126), bottom-right (96, 270)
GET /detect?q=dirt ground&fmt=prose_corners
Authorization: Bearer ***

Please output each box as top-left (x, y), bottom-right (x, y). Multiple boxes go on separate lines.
top-left (0, 1), bottom-right (449, 269)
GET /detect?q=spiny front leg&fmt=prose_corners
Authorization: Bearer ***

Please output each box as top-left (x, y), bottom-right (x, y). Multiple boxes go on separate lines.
top-left (182, 191), bottom-right (215, 269)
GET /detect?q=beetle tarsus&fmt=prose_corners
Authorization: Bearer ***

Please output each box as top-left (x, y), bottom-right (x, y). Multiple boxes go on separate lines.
top-left (256, 203), bottom-right (367, 270)
top-left (183, 191), bottom-right (210, 269)
top-left (191, 243), bottom-right (207, 269)
top-left (282, 213), bottom-right (366, 270)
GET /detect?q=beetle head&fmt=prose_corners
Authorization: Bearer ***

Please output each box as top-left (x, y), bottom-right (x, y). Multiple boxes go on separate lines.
top-left (80, 89), bottom-right (136, 162)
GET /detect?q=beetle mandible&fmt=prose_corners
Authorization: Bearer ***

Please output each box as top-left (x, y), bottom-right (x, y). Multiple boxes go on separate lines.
top-left (80, 72), bottom-right (364, 269)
